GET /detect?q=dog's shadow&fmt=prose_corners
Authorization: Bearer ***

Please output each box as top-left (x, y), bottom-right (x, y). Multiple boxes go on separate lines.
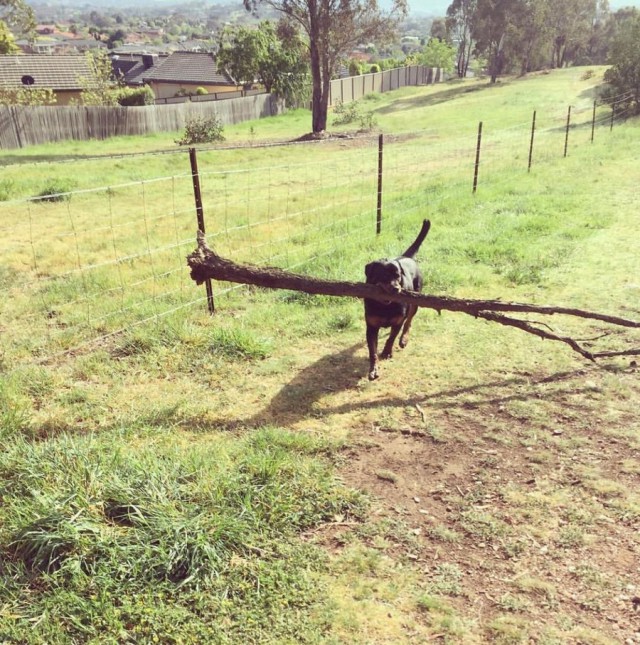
top-left (244, 343), bottom-right (366, 428)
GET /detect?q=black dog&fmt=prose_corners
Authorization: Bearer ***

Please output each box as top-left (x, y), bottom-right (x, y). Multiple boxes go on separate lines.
top-left (364, 219), bottom-right (431, 380)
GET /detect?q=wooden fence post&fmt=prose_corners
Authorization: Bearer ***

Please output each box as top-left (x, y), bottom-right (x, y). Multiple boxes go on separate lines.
top-left (189, 147), bottom-right (215, 315)
top-left (473, 121), bottom-right (483, 194)
top-left (528, 110), bottom-right (536, 172)
top-left (377, 133), bottom-right (384, 234)
top-left (591, 100), bottom-right (596, 143)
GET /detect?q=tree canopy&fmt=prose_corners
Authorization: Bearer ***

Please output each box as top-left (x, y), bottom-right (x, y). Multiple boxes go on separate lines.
top-left (445, 0), bottom-right (612, 82)
top-left (217, 20), bottom-right (309, 106)
top-left (603, 12), bottom-right (640, 114)
top-left (243, 0), bottom-right (408, 134)
top-left (0, 0), bottom-right (34, 33)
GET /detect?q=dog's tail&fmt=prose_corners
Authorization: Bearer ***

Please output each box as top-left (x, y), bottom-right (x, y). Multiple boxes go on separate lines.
top-left (401, 219), bottom-right (431, 259)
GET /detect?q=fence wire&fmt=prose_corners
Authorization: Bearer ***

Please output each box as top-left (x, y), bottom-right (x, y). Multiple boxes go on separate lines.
top-left (0, 94), bottom-right (633, 368)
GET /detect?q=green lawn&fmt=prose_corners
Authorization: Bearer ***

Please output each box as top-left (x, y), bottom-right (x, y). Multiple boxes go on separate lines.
top-left (1, 66), bottom-right (639, 643)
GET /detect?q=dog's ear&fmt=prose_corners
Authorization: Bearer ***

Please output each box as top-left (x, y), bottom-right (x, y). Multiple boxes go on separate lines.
top-left (365, 262), bottom-right (375, 280)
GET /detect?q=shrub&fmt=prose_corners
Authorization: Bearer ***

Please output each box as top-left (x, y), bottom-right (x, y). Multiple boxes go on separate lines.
top-left (370, 64), bottom-right (381, 73)
top-left (195, 87), bottom-right (208, 95)
top-left (0, 178), bottom-right (15, 201)
top-left (348, 60), bottom-right (362, 76)
top-left (332, 100), bottom-right (377, 131)
top-left (35, 180), bottom-right (76, 202)
top-left (117, 86), bottom-right (155, 106)
top-left (332, 99), bottom-right (361, 125)
top-left (175, 115), bottom-right (225, 146)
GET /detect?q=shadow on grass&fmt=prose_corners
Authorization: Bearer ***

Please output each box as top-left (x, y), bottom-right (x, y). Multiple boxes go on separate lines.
top-left (245, 342), bottom-right (367, 428)
top-left (375, 81), bottom-right (505, 115)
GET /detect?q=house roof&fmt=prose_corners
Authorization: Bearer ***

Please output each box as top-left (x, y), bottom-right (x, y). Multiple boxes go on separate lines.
top-left (142, 51), bottom-right (235, 85)
top-left (0, 55), bottom-right (93, 90)
top-left (111, 53), bottom-right (163, 86)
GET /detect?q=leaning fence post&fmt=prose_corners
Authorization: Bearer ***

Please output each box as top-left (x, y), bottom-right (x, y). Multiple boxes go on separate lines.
top-left (610, 102), bottom-right (615, 131)
top-left (376, 133), bottom-right (383, 234)
top-left (564, 105), bottom-right (571, 158)
top-left (473, 121), bottom-right (483, 194)
top-left (591, 100), bottom-right (596, 143)
top-left (189, 147), bottom-right (215, 315)
top-left (528, 110), bottom-right (536, 172)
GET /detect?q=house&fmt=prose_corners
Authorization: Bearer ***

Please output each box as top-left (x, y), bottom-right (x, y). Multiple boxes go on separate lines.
top-left (0, 55), bottom-right (93, 105)
top-left (111, 53), bottom-right (163, 87)
top-left (141, 51), bottom-right (238, 100)
top-left (15, 36), bottom-right (106, 55)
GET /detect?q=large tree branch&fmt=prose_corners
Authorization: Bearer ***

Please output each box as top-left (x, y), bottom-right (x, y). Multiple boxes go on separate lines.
top-left (187, 232), bottom-right (640, 361)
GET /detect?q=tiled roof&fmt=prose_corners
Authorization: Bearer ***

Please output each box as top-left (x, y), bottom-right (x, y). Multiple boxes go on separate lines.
top-left (142, 51), bottom-right (235, 85)
top-left (111, 53), bottom-right (163, 85)
top-left (0, 55), bottom-right (92, 90)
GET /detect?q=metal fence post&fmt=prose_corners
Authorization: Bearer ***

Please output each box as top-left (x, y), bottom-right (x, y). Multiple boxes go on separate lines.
top-left (564, 105), bottom-right (571, 158)
top-left (189, 147), bottom-right (215, 315)
top-left (528, 110), bottom-right (536, 172)
top-left (591, 100), bottom-right (596, 143)
top-left (376, 133), bottom-right (383, 234)
top-left (610, 102), bottom-right (615, 131)
top-left (473, 121), bottom-right (483, 194)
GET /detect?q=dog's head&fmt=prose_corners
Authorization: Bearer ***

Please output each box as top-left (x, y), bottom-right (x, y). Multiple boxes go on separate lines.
top-left (365, 260), bottom-right (403, 294)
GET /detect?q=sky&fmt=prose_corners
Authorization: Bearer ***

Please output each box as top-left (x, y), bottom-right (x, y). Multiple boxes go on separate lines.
top-left (402, 0), bottom-right (640, 15)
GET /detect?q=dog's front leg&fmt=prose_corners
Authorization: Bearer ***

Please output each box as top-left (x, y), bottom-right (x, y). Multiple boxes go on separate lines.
top-left (366, 324), bottom-right (380, 380)
top-left (380, 323), bottom-right (402, 361)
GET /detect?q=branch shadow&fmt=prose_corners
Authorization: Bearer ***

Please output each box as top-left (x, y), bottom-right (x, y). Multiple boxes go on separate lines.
top-left (198, 344), bottom-right (619, 434)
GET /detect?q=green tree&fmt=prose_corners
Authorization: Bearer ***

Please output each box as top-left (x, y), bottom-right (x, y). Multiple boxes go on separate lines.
top-left (0, 0), bottom-right (35, 35)
top-left (430, 18), bottom-right (448, 41)
top-left (0, 19), bottom-right (17, 53)
top-left (413, 38), bottom-right (457, 72)
top-left (243, 0), bottom-right (408, 134)
top-left (603, 13), bottom-right (640, 114)
top-left (77, 49), bottom-right (120, 106)
top-left (446, 0), bottom-right (477, 78)
top-left (547, 0), bottom-right (601, 68)
top-left (507, 0), bottom-right (552, 74)
top-left (471, 0), bottom-right (524, 82)
top-left (217, 20), bottom-right (309, 106)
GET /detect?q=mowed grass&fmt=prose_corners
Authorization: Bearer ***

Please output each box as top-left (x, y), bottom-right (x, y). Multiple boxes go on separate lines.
top-left (1, 67), bottom-right (640, 643)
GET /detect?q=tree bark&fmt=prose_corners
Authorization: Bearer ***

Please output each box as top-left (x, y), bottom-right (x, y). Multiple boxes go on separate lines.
top-left (187, 233), bottom-right (640, 362)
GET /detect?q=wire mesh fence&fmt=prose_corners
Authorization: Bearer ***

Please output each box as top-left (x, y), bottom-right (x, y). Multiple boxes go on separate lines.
top-left (0, 93), bottom-right (633, 368)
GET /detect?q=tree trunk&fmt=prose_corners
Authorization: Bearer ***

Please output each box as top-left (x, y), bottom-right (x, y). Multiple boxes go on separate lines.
top-left (309, 37), bottom-right (325, 133)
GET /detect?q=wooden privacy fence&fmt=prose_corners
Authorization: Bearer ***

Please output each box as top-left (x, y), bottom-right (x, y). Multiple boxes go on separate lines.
top-left (329, 65), bottom-right (443, 106)
top-left (0, 93), bottom-right (283, 150)
top-left (155, 88), bottom-right (267, 105)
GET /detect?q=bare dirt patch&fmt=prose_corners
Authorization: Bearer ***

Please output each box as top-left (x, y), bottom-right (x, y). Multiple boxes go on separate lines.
top-left (337, 365), bottom-right (640, 642)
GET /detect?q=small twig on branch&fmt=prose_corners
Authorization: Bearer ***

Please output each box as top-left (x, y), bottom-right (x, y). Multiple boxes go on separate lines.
top-left (187, 232), bottom-right (640, 361)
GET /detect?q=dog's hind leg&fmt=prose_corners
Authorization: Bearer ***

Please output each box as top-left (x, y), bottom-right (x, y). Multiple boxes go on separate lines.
top-left (399, 305), bottom-right (418, 348)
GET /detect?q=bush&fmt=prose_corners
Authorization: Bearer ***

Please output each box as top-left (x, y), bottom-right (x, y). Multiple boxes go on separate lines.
top-left (175, 115), bottom-right (225, 146)
top-left (195, 87), bottom-right (208, 96)
top-left (332, 99), bottom-right (361, 126)
top-left (36, 180), bottom-right (76, 202)
top-left (332, 100), bottom-right (377, 131)
top-left (370, 64), bottom-right (381, 73)
top-left (117, 86), bottom-right (155, 106)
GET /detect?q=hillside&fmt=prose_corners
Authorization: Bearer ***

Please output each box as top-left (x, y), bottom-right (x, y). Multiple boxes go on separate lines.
top-left (0, 67), bottom-right (639, 643)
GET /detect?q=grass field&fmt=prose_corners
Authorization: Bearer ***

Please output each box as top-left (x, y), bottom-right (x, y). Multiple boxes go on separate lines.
top-left (1, 67), bottom-right (639, 643)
